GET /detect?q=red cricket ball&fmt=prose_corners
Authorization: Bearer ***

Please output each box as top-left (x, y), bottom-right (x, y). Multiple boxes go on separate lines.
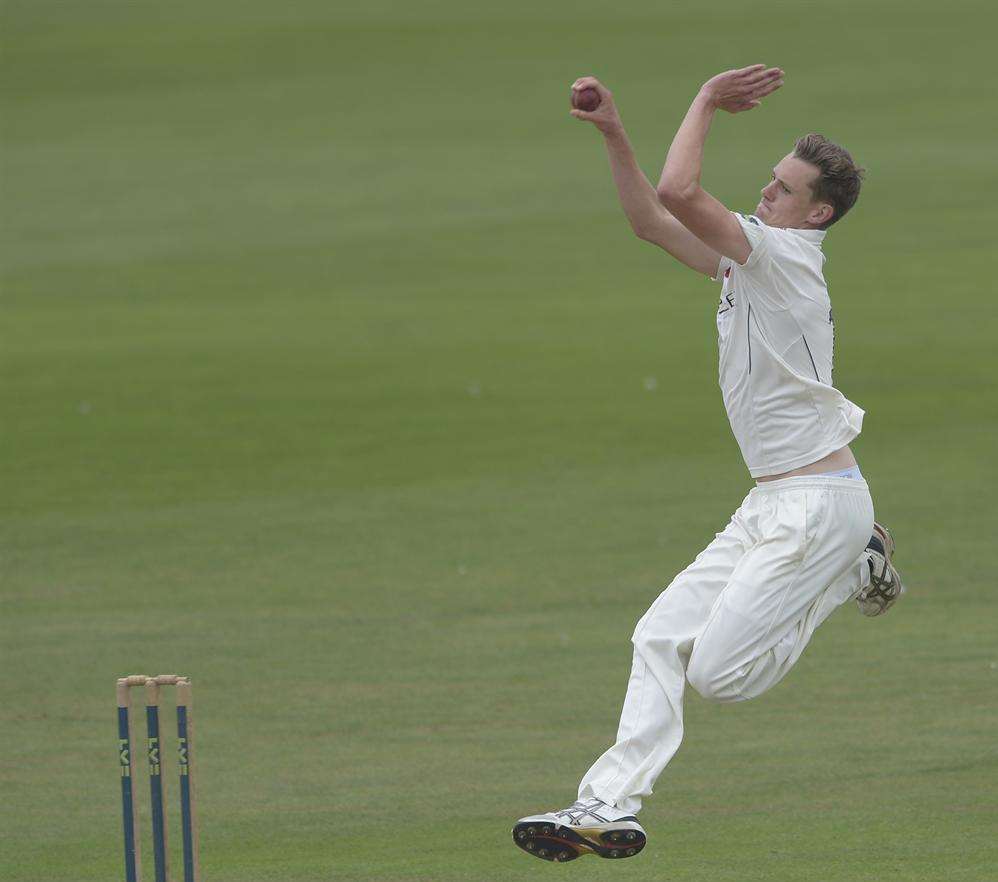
top-left (571, 87), bottom-right (601, 113)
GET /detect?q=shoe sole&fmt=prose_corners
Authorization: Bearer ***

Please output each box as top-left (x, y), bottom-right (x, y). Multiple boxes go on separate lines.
top-left (511, 820), bottom-right (646, 862)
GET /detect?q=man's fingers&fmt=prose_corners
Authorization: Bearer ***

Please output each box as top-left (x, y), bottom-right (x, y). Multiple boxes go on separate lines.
top-left (572, 76), bottom-right (610, 98)
top-left (740, 67), bottom-right (783, 88)
top-left (729, 63), bottom-right (767, 80)
top-left (734, 78), bottom-right (782, 109)
top-left (570, 109), bottom-right (595, 121)
top-left (732, 65), bottom-right (782, 85)
top-left (730, 70), bottom-right (782, 99)
top-left (750, 78), bottom-right (784, 99)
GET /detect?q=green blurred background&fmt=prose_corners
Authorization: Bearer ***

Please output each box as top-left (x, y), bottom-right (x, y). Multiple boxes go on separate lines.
top-left (2, 1), bottom-right (995, 879)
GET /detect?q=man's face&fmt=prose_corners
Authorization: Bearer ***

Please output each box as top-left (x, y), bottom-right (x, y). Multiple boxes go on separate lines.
top-left (756, 154), bottom-right (833, 229)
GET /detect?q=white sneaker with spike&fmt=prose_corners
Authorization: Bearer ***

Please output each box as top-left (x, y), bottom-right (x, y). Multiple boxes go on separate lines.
top-left (511, 797), bottom-right (646, 862)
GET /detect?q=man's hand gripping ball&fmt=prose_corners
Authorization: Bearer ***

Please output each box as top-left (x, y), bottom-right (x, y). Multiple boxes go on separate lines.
top-left (569, 77), bottom-right (623, 135)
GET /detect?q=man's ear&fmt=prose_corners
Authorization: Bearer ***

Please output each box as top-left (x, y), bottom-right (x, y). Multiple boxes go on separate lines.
top-left (810, 202), bottom-right (834, 227)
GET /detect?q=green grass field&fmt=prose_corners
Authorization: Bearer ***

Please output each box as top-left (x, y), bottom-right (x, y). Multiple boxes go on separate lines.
top-left (3, 1), bottom-right (996, 879)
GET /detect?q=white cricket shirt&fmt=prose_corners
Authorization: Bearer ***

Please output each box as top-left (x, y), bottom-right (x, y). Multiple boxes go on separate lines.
top-left (711, 213), bottom-right (864, 478)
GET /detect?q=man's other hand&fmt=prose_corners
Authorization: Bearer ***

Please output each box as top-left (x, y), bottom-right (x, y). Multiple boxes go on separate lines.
top-left (700, 64), bottom-right (784, 114)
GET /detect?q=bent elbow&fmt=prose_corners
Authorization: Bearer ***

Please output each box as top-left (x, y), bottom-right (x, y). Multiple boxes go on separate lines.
top-left (632, 222), bottom-right (662, 244)
top-left (657, 180), bottom-right (699, 207)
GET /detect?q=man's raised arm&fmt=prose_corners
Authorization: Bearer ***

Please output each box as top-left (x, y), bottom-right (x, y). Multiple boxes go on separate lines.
top-left (569, 76), bottom-right (722, 278)
top-left (656, 64), bottom-right (784, 265)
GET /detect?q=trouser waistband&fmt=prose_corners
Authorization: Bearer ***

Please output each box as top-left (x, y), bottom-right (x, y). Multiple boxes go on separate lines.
top-left (751, 474), bottom-right (870, 493)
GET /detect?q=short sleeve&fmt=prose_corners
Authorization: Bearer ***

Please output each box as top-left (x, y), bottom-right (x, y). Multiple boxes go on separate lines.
top-left (732, 213), bottom-right (771, 272)
top-left (711, 213), bottom-right (769, 281)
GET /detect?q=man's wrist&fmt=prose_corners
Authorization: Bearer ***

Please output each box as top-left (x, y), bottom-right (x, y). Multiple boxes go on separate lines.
top-left (601, 121), bottom-right (627, 141)
top-left (694, 87), bottom-right (717, 112)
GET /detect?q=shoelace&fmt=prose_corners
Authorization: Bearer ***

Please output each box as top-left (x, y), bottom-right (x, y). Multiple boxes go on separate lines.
top-left (553, 799), bottom-right (608, 825)
top-left (867, 554), bottom-right (900, 599)
top-left (860, 553), bottom-right (902, 616)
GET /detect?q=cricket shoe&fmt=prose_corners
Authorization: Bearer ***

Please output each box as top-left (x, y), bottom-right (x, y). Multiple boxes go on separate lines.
top-left (511, 797), bottom-right (646, 862)
top-left (856, 523), bottom-right (905, 616)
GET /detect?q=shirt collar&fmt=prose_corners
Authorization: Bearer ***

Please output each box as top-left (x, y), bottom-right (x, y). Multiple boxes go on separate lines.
top-left (754, 215), bottom-right (827, 244)
top-left (786, 227), bottom-right (826, 244)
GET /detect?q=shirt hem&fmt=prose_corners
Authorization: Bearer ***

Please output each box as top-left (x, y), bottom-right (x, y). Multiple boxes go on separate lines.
top-left (745, 434), bottom-right (861, 479)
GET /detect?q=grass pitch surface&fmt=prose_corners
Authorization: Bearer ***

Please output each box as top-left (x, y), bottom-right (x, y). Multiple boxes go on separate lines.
top-left (3, 1), bottom-right (996, 879)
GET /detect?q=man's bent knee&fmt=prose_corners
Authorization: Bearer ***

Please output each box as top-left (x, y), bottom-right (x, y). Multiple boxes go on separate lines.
top-left (686, 654), bottom-right (746, 704)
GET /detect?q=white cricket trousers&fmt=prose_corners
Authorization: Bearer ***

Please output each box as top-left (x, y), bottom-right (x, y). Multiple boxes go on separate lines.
top-left (578, 476), bottom-right (875, 815)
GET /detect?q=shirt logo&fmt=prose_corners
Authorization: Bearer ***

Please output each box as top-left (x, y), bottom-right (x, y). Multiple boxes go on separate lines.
top-left (718, 290), bottom-right (736, 316)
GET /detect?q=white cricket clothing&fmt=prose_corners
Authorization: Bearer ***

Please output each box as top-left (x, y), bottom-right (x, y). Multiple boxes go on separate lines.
top-left (578, 475), bottom-right (875, 814)
top-left (712, 213), bottom-right (865, 478)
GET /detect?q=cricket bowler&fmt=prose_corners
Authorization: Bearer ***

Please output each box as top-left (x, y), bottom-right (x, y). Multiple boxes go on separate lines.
top-left (512, 64), bottom-right (905, 863)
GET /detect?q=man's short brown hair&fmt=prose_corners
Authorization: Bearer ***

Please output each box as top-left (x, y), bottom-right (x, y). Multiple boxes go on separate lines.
top-left (793, 133), bottom-right (865, 229)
